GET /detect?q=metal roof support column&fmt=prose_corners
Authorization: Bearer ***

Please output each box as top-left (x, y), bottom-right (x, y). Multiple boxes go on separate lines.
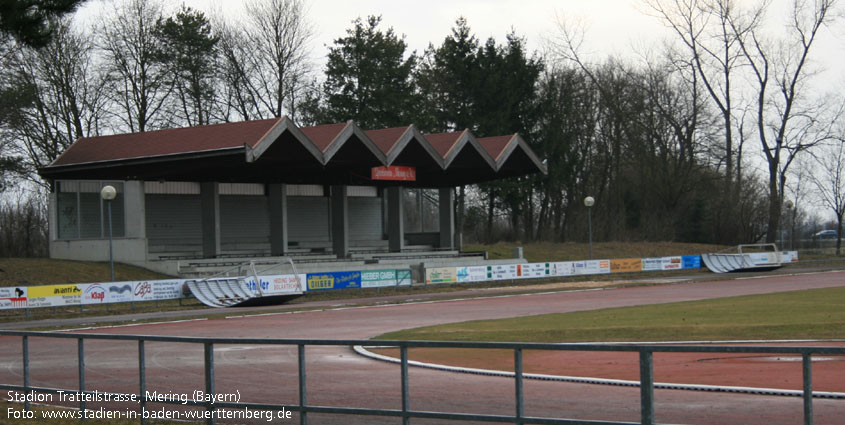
top-left (387, 186), bottom-right (404, 252)
top-left (331, 185), bottom-right (349, 258)
top-left (439, 187), bottom-right (455, 250)
top-left (201, 182), bottom-right (221, 258)
top-left (268, 183), bottom-right (288, 256)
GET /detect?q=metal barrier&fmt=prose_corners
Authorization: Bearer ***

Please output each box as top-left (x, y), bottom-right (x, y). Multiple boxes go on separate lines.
top-left (1, 331), bottom-right (843, 425)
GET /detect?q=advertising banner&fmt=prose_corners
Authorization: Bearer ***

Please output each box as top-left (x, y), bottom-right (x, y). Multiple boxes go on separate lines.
top-left (487, 264), bottom-right (519, 280)
top-left (133, 280), bottom-right (185, 301)
top-left (572, 261), bottom-right (587, 275)
top-left (27, 284), bottom-right (83, 307)
top-left (457, 266), bottom-right (488, 282)
top-left (306, 271), bottom-right (362, 291)
top-left (610, 258), bottom-right (642, 273)
top-left (362, 269), bottom-right (412, 288)
top-left (682, 256), bottom-right (701, 269)
top-left (642, 258), bottom-right (663, 271)
top-left (519, 263), bottom-right (548, 278)
top-left (425, 267), bottom-right (457, 284)
top-left (0, 287), bottom-right (27, 310)
top-left (549, 262), bottom-right (574, 277)
top-left (584, 260), bottom-right (611, 275)
top-left (662, 256), bottom-right (683, 270)
top-left (747, 252), bottom-right (776, 265)
top-left (244, 274), bottom-right (306, 294)
top-left (782, 251), bottom-right (799, 263)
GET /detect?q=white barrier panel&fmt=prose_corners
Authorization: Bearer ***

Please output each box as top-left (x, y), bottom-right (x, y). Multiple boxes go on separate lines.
top-left (0, 287), bottom-right (27, 310)
top-left (457, 266), bottom-right (487, 282)
top-left (244, 274), bottom-right (307, 294)
top-left (585, 260), bottom-right (611, 274)
top-left (519, 263), bottom-right (548, 278)
top-left (488, 264), bottom-right (518, 280)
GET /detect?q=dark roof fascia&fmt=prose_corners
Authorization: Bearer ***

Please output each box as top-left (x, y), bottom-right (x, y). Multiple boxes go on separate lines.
top-left (496, 134), bottom-right (547, 174)
top-left (246, 116), bottom-right (325, 164)
top-left (38, 147), bottom-right (245, 178)
top-left (386, 125), bottom-right (446, 169)
top-left (462, 131), bottom-right (499, 171)
top-left (322, 121), bottom-right (387, 165)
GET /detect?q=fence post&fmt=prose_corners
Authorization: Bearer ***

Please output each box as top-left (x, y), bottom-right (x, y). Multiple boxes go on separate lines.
top-left (298, 344), bottom-right (307, 425)
top-left (204, 343), bottom-right (214, 425)
top-left (401, 345), bottom-right (410, 425)
top-left (803, 353), bottom-right (813, 425)
top-left (639, 350), bottom-right (654, 425)
top-left (78, 338), bottom-right (85, 419)
top-left (514, 348), bottom-right (524, 425)
top-left (22, 336), bottom-right (29, 412)
top-left (139, 340), bottom-right (146, 425)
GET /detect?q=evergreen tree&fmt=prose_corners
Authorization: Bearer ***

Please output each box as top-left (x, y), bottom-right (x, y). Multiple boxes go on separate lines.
top-left (154, 5), bottom-right (219, 126)
top-left (322, 15), bottom-right (417, 128)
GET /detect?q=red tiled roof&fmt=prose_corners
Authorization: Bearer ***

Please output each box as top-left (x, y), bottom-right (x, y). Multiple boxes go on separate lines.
top-left (52, 118), bottom-right (280, 166)
top-left (365, 126), bottom-right (411, 155)
top-left (425, 132), bottom-right (463, 158)
top-left (300, 122), bottom-right (348, 152)
top-left (477, 135), bottom-right (514, 161)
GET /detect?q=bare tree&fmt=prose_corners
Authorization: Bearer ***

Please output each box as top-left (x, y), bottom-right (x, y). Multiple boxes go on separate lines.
top-left (215, 0), bottom-right (313, 121)
top-left (644, 0), bottom-right (764, 193)
top-left (728, 0), bottom-right (839, 242)
top-left (100, 0), bottom-right (171, 132)
top-left (0, 19), bottom-right (108, 188)
top-left (808, 140), bottom-right (845, 254)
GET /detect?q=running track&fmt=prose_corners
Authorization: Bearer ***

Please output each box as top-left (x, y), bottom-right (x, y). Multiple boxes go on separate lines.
top-left (2, 271), bottom-right (845, 424)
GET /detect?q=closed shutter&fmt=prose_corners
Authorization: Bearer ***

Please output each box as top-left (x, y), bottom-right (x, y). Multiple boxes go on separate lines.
top-left (288, 196), bottom-right (330, 243)
top-left (145, 195), bottom-right (202, 252)
top-left (220, 195), bottom-right (270, 249)
top-left (349, 197), bottom-right (383, 241)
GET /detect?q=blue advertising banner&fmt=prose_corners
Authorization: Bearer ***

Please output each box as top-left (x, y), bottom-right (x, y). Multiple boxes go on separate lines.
top-left (306, 271), bottom-right (362, 291)
top-left (682, 255), bottom-right (702, 269)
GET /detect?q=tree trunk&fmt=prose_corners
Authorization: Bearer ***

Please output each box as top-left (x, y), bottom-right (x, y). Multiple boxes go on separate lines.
top-left (765, 167), bottom-right (780, 244)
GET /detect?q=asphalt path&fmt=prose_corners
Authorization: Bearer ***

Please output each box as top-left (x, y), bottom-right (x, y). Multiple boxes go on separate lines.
top-left (2, 270), bottom-right (845, 424)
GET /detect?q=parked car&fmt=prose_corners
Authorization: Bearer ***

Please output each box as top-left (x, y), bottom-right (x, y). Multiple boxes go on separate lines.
top-left (813, 230), bottom-right (838, 239)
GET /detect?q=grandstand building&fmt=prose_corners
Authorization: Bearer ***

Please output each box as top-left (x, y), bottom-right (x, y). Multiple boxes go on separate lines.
top-left (39, 118), bottom-right (545, 275)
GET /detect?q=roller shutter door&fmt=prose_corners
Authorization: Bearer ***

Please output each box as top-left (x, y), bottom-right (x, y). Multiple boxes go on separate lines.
top-left (288, 196), bottom-right (330, 243)
top-left (145, 195), bottom-right (202, 252)
top-left (349, 197), bottom-right (383, 241)
top-left (220, 195), bottom-right (270, 250)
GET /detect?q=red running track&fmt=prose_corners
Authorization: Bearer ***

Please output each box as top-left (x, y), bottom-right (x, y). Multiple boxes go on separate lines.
top-left (2, 271), bottom-right (845, 424)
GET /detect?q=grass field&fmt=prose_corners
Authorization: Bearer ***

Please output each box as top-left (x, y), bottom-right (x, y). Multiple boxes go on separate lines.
top-left (0, 258), bottom-right (170, 287)
top-left (377, 286), bottom-right (845, 342)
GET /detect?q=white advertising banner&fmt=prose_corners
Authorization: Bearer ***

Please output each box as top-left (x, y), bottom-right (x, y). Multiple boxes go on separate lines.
top-left (642, 258), bottom-right (663, 271)
top-left (584, 260), bottom-right (611, 275)
top-left (488, 264), bottom-right (518, 280)
top-left (549, 262), bottom-right (575, 277)
top-left (457, 266), bottom-right (488, 282)
top-left (662, 256), bottom-right (683, 270)
top-left (133, 280), bottom-right (186, 302)
top-left (0, 286), bottom-right (27, 310)
top-left (519, 263), bottom-right (548, 278)
top-left (244, 274), bottom-right (306, 294)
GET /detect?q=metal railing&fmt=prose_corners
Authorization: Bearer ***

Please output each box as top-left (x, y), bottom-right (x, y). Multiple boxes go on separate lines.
top-left (1, 331), bottom-right (843, 425)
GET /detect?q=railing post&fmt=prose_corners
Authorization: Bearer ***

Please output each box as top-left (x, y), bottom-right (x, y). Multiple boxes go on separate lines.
top-left (298, 344), bottom-right (307, 425)
top-left (78, 338), bottom-right (85, 419)
top-left (514, 348), bottom-right (524, 425)
top-left (803, 353), bottom-right (813, 425)
top-left (401, 345), bottom-right (410, 425)
top-left (639, 350), bottom-right (654, 425)
top-left (139, 340), bottom-right (146, 425)
top-left (204, 342), bottom-right (214, 425)
top-left (22, 336), bottom-right (29, 412)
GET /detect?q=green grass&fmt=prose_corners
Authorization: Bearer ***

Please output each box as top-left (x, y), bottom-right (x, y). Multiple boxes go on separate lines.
top-left (464, 241), bottom-right (729, 263)
top-left (377, 286), bottom-right (845, 342)
top-left (0, 258), bottom-right (170, 287)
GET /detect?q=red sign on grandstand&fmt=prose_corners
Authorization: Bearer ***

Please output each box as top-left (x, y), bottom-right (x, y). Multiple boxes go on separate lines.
top-left (371, 166), bottom-right (416, 181)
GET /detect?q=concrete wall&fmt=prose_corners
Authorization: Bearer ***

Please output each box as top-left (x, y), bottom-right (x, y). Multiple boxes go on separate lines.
top-left (49, 180), bottom-right (148, 266)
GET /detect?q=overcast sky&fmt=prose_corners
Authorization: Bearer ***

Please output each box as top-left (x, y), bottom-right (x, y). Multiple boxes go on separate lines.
top-left (74, 0), bottom-right (844, 89)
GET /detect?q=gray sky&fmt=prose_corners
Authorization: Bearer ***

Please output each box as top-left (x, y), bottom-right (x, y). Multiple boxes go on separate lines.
top-left (76, 0), bottom-right (844, 90)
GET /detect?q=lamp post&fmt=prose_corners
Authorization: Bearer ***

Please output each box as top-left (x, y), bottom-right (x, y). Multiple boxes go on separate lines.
top-left (785, 200), bottom-right (794, 251)
top-left (584, 196), bottom-right (595, 260)
top-left (100, 185), bottom-right (117, 282)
